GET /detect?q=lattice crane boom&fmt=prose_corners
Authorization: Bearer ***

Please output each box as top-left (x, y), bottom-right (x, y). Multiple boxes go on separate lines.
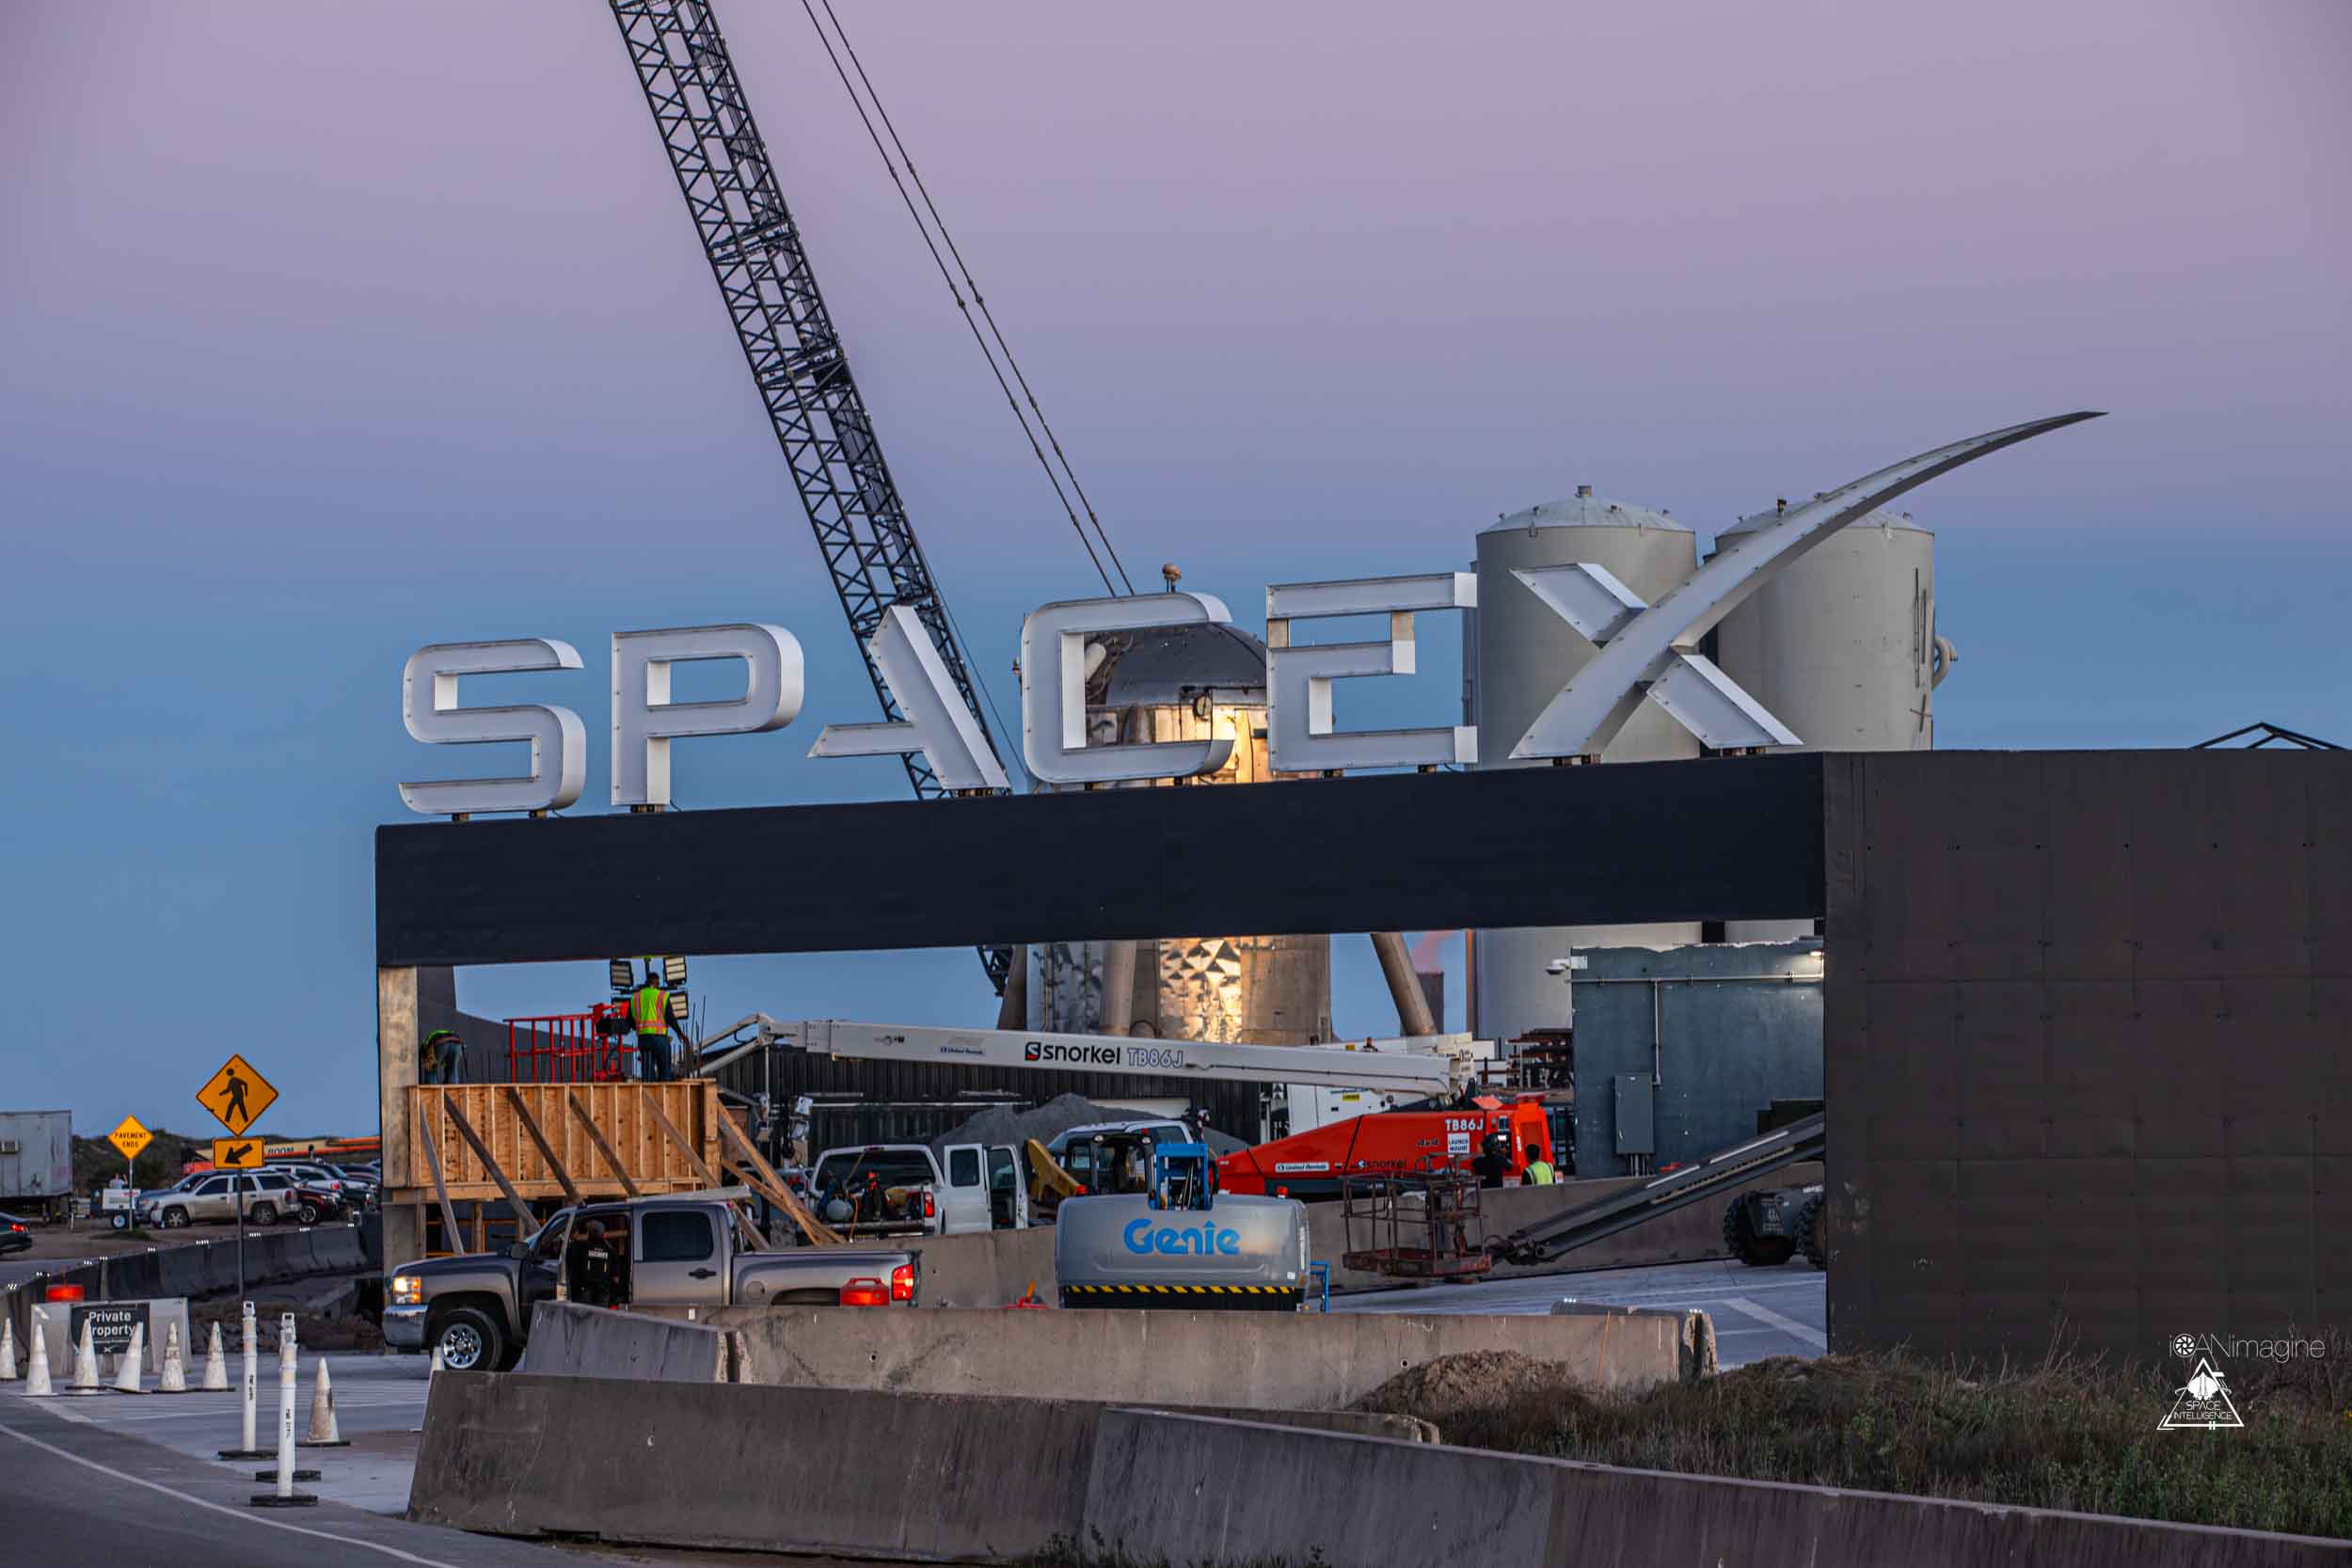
top-left (610, 0), bottom-right (1012, 986)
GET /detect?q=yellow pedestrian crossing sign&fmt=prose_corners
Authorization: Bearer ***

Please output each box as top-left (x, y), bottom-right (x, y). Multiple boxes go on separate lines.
top-left (196, 1053), bottom-right (278, 1136)
top-left (212, 1137), bottom-right (264, 1169)
top-left (108, 1117), bottom-right (152, 1164)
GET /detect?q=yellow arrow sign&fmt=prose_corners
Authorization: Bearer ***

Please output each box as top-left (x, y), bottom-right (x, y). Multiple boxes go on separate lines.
top-left (195, 1053), bottom-right (278, 1137)
top-left (108, 1116), bottom-right (153, 1164)
top-left (212, 1137), bottom-right (264, 1170)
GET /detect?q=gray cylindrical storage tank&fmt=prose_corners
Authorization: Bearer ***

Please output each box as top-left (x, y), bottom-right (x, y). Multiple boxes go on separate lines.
top-left (1711, 503), bottom-right (1947, 940)
top-left (1468, 488), bottom-right (1701, 1053)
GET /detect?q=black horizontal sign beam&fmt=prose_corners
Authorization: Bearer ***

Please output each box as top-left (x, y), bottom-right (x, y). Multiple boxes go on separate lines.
top-left (374, 754), bottom-right (1826, 969)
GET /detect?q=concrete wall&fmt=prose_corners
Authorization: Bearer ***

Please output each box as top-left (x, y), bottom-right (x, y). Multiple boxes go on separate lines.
top-left (707, 1303), bottom-right (1698, 1407)
top-left (516, 1304), bottom-right (724, 1382)
top-left (410, 1374), bottom-right (2345, 1568)
top-left (409, 1373), bottom-right (1431, 1560)
top-left (1087, 1408), bottom-right (2351, 1568)
top-left (1825, 751), bottom-right (2352, 1362)
top-left (901, 1161), bottom-right (1823, 1307)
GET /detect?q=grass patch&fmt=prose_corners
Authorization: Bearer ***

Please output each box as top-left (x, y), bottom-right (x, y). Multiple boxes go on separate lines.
top-left (1355, 1346), bottom-right (2352, 1539)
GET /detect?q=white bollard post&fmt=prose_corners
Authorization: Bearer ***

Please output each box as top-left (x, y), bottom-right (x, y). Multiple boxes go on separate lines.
top-left (0, 1314), bottom-right (18, 1382)
top-left (249, 1312), bottom-right (317, 1507)
top-left (219, 1302), bottom-right (266, 1457)
top-left (110, 1323), bottom-right (148, 1394)
top-left (159, 1321), bottom-right (188, 1394)
top-left (200, 1321), bottom-right (229, 1391)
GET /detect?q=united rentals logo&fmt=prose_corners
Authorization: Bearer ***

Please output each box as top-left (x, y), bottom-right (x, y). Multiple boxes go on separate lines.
top-left (2161, 1355), bottom-right (2244, 1431)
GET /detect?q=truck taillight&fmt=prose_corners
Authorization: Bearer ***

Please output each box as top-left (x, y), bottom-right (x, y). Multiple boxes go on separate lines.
top-left (838, 1277), bottom-right (888, 1307)
top-left (890, 1262), bottom-right (914, 1302)
top-left (923, 1191), bottom-right (935, 1219)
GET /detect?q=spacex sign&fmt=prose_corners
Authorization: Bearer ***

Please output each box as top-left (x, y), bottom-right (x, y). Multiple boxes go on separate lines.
top-left (398, 415), bottom-right (2094, 817)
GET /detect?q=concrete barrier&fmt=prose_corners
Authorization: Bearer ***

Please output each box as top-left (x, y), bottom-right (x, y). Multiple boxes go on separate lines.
top-left (709, 1302), bottom-right (1693, 1408)
top-left (518, 1304), bottom-right (726, 1382)
top-left (408, 1374), bottom-right (1419, 1560)
top-left (900, 1161), bottom-right (1825, 1307)
top-left (903, 1223), bottom-right (1058, 1308)
top-left (1083, 1409), bottom-right (2352, 1568)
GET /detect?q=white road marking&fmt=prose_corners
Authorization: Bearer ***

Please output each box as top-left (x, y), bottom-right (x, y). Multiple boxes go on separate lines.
top-left (0, 1415), bottom-right (461, 1567)
top-left (1720, 1294), bottom-right (1828, 1350)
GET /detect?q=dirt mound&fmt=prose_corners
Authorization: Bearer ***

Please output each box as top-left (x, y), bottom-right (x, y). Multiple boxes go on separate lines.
top-left (1351, 1351), bottom-right (1606, 1424)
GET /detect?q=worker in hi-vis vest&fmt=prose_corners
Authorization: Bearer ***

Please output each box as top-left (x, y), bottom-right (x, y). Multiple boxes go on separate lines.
top-left (630, 969), bottom-right (674, 1082)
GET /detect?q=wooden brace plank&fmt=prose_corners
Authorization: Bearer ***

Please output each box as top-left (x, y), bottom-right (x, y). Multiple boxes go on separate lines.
top-left (415, 1107), bottom-right (464, 1255)
top-left (443, 1099), bottom-right (538, 1234)
top-left (565, 1090), bottom-right (641, 1197)
top-left (503, 1086), bottom-right (581, 1205)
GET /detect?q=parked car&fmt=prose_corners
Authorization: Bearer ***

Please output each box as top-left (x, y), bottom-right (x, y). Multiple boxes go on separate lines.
top-left (140, 1168), bottom-right (304, 1228)
top-left (270, 1162), bottom-right (373, 1209)
top-left (289, 1182), bottom-right (349, 1225)
top-left (0, 1210), bottom-right (32, 1256)
top-left (383, 1193), bottom-right (920, 1370)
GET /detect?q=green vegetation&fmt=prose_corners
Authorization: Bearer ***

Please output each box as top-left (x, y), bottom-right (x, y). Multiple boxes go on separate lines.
top-left (70, 1129), bottom-right (211, 1192)
top-left (1357, 1348), bottom-right (2352, 1540)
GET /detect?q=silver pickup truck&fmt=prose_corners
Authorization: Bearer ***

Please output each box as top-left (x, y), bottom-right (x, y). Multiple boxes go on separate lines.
top-left (384, 1192), bottom-right (919, 1370)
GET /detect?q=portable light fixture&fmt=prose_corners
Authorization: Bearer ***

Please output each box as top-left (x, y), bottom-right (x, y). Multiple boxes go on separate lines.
top-left (662, 955), bottom-right (689, 988)
top-left (608, 958), bottom-right (636, 992)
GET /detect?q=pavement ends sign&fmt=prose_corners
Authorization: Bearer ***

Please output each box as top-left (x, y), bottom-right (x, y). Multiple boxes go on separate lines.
top-left (107, 1116), bottom-right (152, 1164)
top-left (196, 1053), bottom-right (278, 1137)
top-left (212, 1137), bottom-right (264, 1169)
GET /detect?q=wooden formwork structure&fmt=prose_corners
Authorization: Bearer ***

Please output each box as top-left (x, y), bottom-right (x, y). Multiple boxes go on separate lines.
top-left (387, 1078), bottom-right (841, 1257)
top-left (403, 1081), bottom-right (721, 1202)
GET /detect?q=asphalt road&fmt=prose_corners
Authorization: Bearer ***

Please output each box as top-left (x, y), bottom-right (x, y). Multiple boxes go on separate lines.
top-left (1331, 1256), bottom-right (1829, 1367)
top-left (0, 1378), bottom-right (612, 1568)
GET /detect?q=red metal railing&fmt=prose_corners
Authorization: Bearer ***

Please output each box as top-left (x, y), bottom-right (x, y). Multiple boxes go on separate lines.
top-left (505, 1006), bottom-right (631, 1084)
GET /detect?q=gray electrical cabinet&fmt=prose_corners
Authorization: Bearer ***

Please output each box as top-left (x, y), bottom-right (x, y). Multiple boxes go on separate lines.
top-left (1613, 1075), bottom-right (1655, 1156)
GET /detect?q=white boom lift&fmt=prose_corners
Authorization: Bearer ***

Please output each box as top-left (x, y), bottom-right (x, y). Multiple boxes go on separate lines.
top-left (695, 1016), bottom-right (1486, 1098)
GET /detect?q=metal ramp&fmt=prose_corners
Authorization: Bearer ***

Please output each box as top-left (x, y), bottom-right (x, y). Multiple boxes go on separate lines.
top-left (1489, 1113), bottom-right (1825, 1265)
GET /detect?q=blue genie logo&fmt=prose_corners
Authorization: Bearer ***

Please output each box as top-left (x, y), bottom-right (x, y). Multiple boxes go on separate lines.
top-left (1122, 1217), bottom-right (1240, 1257)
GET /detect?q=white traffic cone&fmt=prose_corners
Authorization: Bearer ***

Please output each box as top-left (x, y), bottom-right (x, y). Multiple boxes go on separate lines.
top-left (158, 1322), bottom-right (188, 1394)
top-left (23, 1329), bottom-right (53, 1397)
top-left (67, 1321), bottom-right (103, 1394)
top-left (111, 1323), bottom-right (148, 1394)
top-left (298, 1359), bottom-right (347, 1447)
top-left (0, 1314), bottom-right (17, 1382)
top-left (200, 1322), bottom-right (230, 1391)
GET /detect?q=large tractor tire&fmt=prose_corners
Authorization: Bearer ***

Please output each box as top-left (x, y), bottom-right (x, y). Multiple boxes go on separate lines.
top-left (1794, 1192), bottom-right (1826, 1270)
top-left (1722, 1194), bottom-right (1797, 1267)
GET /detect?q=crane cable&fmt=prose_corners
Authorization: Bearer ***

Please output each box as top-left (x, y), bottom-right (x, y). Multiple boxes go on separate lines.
top-left (813, 0), bottom-right (1134, 597)
top-left (793, 0), bottom-right (1133, 597)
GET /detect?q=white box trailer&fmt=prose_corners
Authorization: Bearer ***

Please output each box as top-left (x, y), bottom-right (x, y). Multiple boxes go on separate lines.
top-left (0, 1110), bottom-right (72, 1221)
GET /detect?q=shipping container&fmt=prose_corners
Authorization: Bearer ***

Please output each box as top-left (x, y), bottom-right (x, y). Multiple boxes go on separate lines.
top-left (0, 1110), bottom-right (73, 1220)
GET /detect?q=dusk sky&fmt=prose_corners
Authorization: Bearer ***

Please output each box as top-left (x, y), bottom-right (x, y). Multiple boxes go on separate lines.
top-left (5, 1), bottom-right (2346, 1136)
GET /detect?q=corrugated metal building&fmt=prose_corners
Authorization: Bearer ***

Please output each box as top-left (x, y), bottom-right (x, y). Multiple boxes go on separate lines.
top-left (1556, 941), bottom-right (1824, 1179)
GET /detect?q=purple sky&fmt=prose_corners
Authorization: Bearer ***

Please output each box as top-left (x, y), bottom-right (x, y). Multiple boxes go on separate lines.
top-left (5, 1), bottom-right (2346, 1133)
